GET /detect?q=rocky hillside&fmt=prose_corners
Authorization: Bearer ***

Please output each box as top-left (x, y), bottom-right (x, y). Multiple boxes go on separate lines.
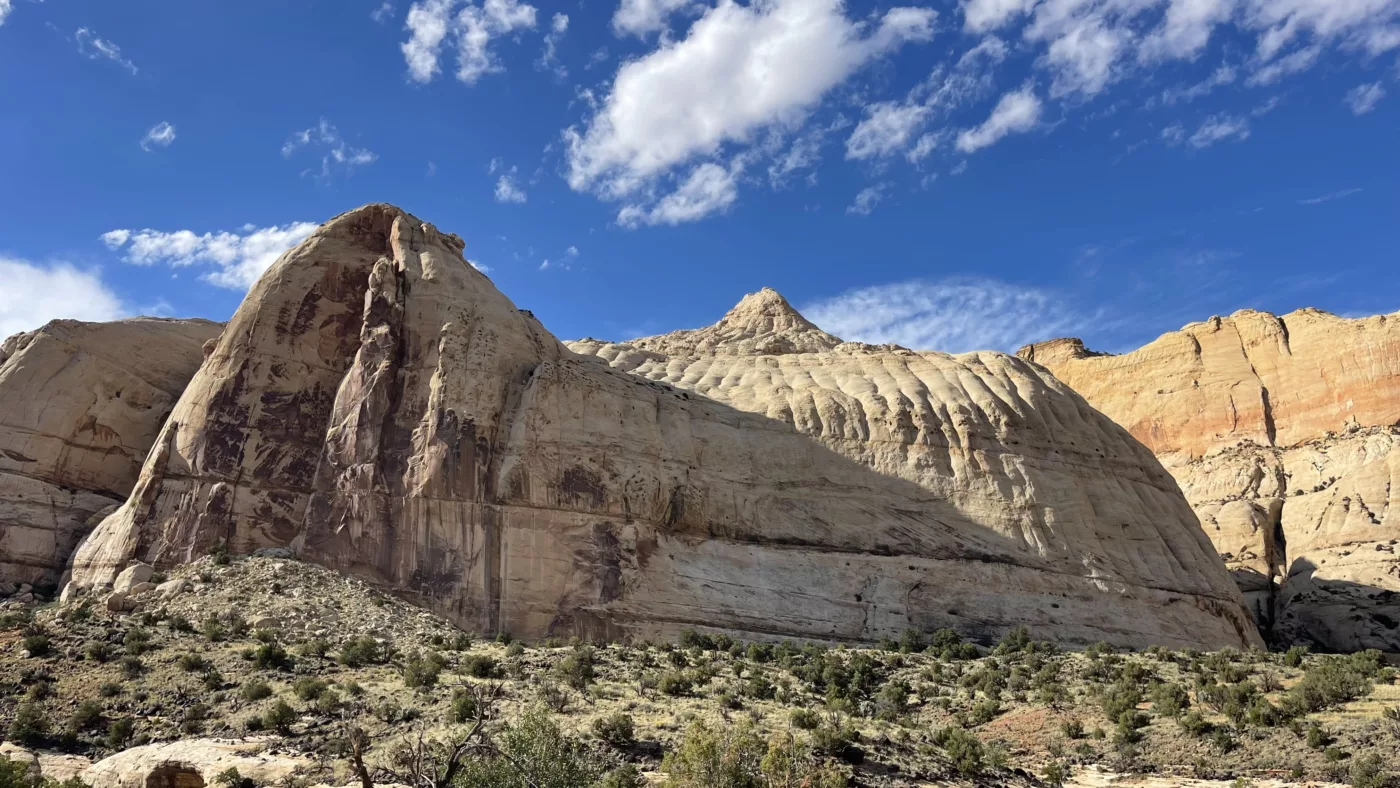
top-left (0, 318), bottom-right (223, 588)
top-left (3, 555), bottom-right (1397, 788)
top-left (61, 203), bottom-right (1256, 651)
top-left (1019, 309), bottom-right (1400, 652)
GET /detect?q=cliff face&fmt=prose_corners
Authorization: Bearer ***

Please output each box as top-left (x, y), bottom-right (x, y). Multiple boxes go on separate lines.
top-left (1020, 309), bottom-right (1400, 651)
top-left (0, 318), bottom-right (223, 586)
top-left (68, 204), bottom-right (1258, 650)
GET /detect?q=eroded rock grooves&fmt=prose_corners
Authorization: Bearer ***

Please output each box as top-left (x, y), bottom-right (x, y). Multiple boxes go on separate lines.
top-left (0, 317), bottom-right (223, 586)
top-left (1020, 309), bottom-right (1400, 651)
top-left (70, 204), bottom-right (1257, 650)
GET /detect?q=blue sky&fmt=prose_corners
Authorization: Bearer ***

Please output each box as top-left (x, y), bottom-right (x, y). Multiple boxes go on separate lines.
top-left (1, 0), bottom-right (1396, 354)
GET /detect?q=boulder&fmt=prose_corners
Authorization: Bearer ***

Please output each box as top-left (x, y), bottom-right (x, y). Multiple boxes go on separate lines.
top-left (75, 739), bottom-right (307, 788)
top-left (68, 204), bottom-right (1258, 650)
top-left (1020, 308), bottom-right (1400, 650)
top-left (104, 591), bottom-right (136, 613)
top-left (155, 578), bottom-right (191, 599)
top-left (113, 564), bottom-right (154, 593)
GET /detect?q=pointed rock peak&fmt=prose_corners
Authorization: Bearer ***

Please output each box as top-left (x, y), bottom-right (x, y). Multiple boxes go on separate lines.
top-left (628, 287), bottom-right (844, 357)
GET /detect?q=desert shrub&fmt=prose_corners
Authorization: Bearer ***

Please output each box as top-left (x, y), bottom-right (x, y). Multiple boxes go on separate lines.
top-left (402, 652), bottom-right (445, 690)
top-left (745, 672), bottom-right (775, 700)
top-left (994, 626), bottom-right (1034, 655)
top-left (252, 642), bottom-right (291, 671)
top-left (658, 671), bottom-right (693, 697)
top-left (292, 677), bottom-right (329, 701)
top-left (70, 701), bottom-right (104, 731)
top-left (1100, 682), bottom-right (1143, 725)
top-left (789, 708), bottom-right (820, 730)
top-left (1306, 723), bottom-right (1331, 749)
top-left (106, 718), bottom-right (135, 749)
top-left (83, 641), bottom-right (113, 663)
top-left (1285, 652), bottom-right (1384, 715)
top-left (1284, 645), bottom-right (1309, 668)
top-left (1348, 754), bottom-right (1391, 788)
top-left (1060, 719), bottom-right (1085, 740)
top-left (98, 682), bottom-right (122, 698)
top-left (8, 703), bottom-right (49, 744)
top-left (504, 642), bottom-right (525, 659)
top-left (1151, 682), bottom-right (1190, 717)
top-left (177, 653), bottom-right (211, 672)
top-left (296, 639), bottom-right (330, 659)
top-left (22, 635), bottom-right (49, 658)
top-left (241, 680), bottom-right (273, 702)
top-left (898, 628), bottom-right (926, 653)
top-left (592, 713), bottom-right (635, 747)
top-left (536, 679), bottom-right (571, 714)
top-left (969, 697), bottom-right (1002, 725)
top-left (263, 700), bottom-right (296, 734)
top-left (456, 709), bottom-right (605, 788)
top-left (450, 690), bottom-right (479, 723)
top-left (1179, 710), bottom-right (1211, 737)
top-left (556, 646), bottom-right (596, 691)
top-left (746, 643), bottom-right (773, 663)
top-left (874, 679), bottom-right (910, 721)
top-left (1043, 760), bottom-right (1070, 788)
top-left (811, 717), bottom-right (857, 758)
top-left (119, 656), bottom-right (144, 679)
top-left (337, 635), bottom-right (388, 667)
top-left (122, 628), bottom-right (153, 655)
top-left (934, 726), bottom-right (985, 777)
top-left (597, 764), bottom-right (645, 788)
top-left (660, 722), bottom-right (765, 788)
top-left (460, 654), bottom-right (500, 679)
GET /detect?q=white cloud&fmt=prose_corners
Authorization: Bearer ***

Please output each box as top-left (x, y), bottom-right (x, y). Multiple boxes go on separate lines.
top-left (0, 1), bottom-right (11, 26)
top-left (564, 0), bottom-right (936, 209)
top-left (801, 277), bottom-right (1083, 353)
top-left (960, 0), bottom-right (1400, 102)
top-left (538, 12), bottom-right (569, 74)
top-left (0, 258), bottom-right (127, 339)
top-left (612, 0), bottom-right (697, 37)
top-left (1160, 122), bottom-right (1186, 145)
top-left (372, 2), bottom-right (396, 22)
top-left (1189, 113), bottom-right (1250, 148)
top-left (1153, 63), bottom-right (1236, 106)
top-left (566, 245), bottom-right (579, 256)
top-left (1298, 187), bottom-right (1362, 205)
top-left (846, 101), bottom-right (931, 160)
top-left (1344, 82), bottom-right (1386, 114)
top-left (140, 122), bottom-right (176, 152)
top-left (768, 125), bottom-right (829, 187)
top-left (618, 162), bottom-right (739, 227)
top-left (401, 0), bottom-right (538, 84)
top-left (282, 119), bottom-right (377, 178)
top-left (75, 28), bottom-right (138, 74)
top-left (955, 85), bottom-right (1041, 153)
top-left (495, 168), bottom-right (528, 203)
top-left (102, 222), bottom-right (320, 290)
top-left (845, 182), bottom-right (889, 215)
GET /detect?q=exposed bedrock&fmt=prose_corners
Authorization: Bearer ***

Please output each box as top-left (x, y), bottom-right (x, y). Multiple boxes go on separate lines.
top-left (69, 204), bottom-right (1257, 650)
top-left (1021, 309), bottom-right (1400, 651)
top-left (0, 317), bottom-right (223, 586)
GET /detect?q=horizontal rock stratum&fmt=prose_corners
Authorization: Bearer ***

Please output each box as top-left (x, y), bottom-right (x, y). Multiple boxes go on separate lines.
top-left (0, 317), bottom-right (223, 586)
top-left (1020, 309), bottom-right (1400, 651)
top-left (69, 204), bottom-right (1258, 650)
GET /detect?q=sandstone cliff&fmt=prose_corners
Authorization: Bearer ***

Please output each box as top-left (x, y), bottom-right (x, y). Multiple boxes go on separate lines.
top-left (0, 317), bottom-right (222, 586)
top-left (1019, 309), bottom-right (1400, 651)
top-left (68, 204), bottom-right (1257, 650)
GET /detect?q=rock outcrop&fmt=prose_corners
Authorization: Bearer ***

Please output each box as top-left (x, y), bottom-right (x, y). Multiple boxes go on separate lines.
top-left (69, 204), bottom-right (1257, 650)
top-left (0, 317), bottom-right (222, 586)
top-left (1019, 309), bottom-right (1400, 650)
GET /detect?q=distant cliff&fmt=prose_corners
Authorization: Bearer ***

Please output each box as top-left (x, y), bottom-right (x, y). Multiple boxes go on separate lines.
top-left (1020, 308), bottom-right (1400, 651)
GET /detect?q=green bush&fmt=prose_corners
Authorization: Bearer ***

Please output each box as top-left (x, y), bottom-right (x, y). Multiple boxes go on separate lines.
top-left (8, 703), bottom-right (49, 744)
top-left (935, 726), bottom-right (985, 777)
top-left (83, 641), bottom-right (113, 663)
top-left (292, 677), bottom-right (329, 701)
top-left (660, 722), bottom-right (765, 787)
top-left (263, 700), bottom-right (296, 734)
top-left (241, 680), bottom-right (273, 702)
top-left (70, 701), bottom-right (104, 731)
top-left (22, 635), bottom-right (50, 658)
top-left (1348, 754), bottom-right (1390, 788)
top-left (789, 708), bottom-right (820, 730)
top-left (337, 635), bottom-right (388, 667)
top-left (460, 654), bottom-right (500, 679)
top-left (106, 718), bottom-right (135, 749)
top-left (1151, 682), bottom-right (1190, 717)
top-left (555, 646), bottom-right (596, 691)
top-left (597, 764), bottom-right (645, 788)
top-left (456, 709), bottom-right (604, 788)
top-left (658, 671), bottom-right (693, 697)
top-left (1284, 645), bottom-right (1309, 668)
top-left (592, 712), bottom-right (635, 747)
top-left (177, 653), bottom-right (211, 672)
top-left (1285, 652), bottom-right (1384, 715)
top-left (402, 652), bottom-right (445, 689)
top-left (252, 642), bottom-right (291, 671)
top-left (450, 689), bottom-right (479, 723)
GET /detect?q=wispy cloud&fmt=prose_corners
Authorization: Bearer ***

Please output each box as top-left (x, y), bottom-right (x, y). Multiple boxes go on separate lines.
top-left (1344, 82), bottom-right (1386, 115)
top-left (1187, 114), bottom-right (1250, 149)
top-left (401, 0), bottom-right (538, 84)
top-left (282, 119), bottom-right (377, 178)
top-left (371, 2), bottom-right (395, 23)
top-left (846, 183), bottom-right (890, 216)
top-left (1298, 188), bottom-right (1363, 206)
top-left (140, 122), bottom-right (176, 151)
top-left (101, 222), bottom-right (319, 290)
top-left (75, 28), bottom-right (138, 74)
top-left (801, 278), bottom-right (1085, 353)
top-left (955, 86), bottom-right (1041, 153)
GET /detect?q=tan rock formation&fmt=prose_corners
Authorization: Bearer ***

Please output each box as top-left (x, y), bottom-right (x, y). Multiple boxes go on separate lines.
top-left (1019, 309), bottom-right (1400, 650)
top-left (69, 204), bottom-right (1257, 650)
top-left (0, 317), bottom-right (222, 586)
